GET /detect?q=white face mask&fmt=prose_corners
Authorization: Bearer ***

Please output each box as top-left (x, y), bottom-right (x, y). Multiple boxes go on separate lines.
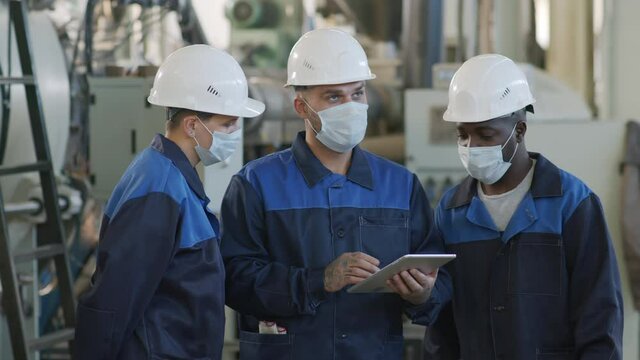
top-left (457, 123), bottom-right (519, 184)
top-left (303, 99), bottom-right (369, 153)
top-left (193, 118), bottom-right (241, 166)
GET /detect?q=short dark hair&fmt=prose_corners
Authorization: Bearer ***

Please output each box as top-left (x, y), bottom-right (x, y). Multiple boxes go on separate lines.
top-left (166, 107), bottom-right (215, 130)
top-left (496, 108), bottom-right (527, 123)
top-left (293, 85), bottom-right (311, 93)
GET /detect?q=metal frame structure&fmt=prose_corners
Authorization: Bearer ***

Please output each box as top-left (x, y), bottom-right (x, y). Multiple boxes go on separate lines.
top-left (0, 1), bottom-right (76, 359)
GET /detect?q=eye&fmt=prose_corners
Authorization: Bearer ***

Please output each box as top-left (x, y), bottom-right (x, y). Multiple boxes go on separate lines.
top-left (223, 118), bottom-right (238, 129)
top-left (352, 90), bottom-right (364, 99)
top-left (327, 94), bottom-right (340, 103)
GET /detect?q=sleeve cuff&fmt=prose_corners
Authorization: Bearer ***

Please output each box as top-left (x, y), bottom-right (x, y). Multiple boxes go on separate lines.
top-left (405, 286), bottom-right (443, 325)
top-left (306, 267), bottom-right (329, 309)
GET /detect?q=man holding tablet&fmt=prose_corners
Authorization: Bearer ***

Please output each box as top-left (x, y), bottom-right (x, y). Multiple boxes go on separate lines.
top-left (220, 29), bottom-right (442, 360)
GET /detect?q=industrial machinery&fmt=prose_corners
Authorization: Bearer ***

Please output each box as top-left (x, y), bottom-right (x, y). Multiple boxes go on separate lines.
top-left (225, 0), bottom-right (303, 68)
top-left (0, 2), bottom-right (85, 359)
top-left (2, 1), bottom-right (635, 359)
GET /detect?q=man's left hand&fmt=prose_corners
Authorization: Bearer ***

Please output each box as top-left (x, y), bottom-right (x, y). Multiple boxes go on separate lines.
top-left (386, 268), bottom-right (438, 305)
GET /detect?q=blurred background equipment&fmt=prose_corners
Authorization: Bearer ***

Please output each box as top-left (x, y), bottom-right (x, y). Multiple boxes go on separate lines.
top-left (0, 0), bottom-right (639, 359)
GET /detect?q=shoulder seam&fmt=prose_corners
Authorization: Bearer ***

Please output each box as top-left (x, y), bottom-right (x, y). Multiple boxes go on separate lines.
top-left (110, 191), bottom-right (180, 220)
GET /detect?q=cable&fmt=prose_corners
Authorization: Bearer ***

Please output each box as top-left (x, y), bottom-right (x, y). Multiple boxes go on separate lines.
top-left (84, 0), bottom-right (98, 74)
top-left (68, 8), bottom-right (86, 82)
top-left (92, 6), bottom-right (172, 61)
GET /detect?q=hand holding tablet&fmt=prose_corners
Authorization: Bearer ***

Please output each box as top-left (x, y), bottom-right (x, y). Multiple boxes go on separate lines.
top-left (346, 254), bottom-right (456, 294)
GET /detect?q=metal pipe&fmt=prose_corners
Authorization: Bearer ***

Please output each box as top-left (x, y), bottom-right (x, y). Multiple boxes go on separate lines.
top-left (426, 0), bottom-right (444, 87)
top-left (4, 201), bottom-right (40, 215)
top-left (401, 0), bottom-right (425, 87)
top-left (457, 0), bottom-right (465, 61)
top-left (402, 0), bottom-right (443, 88)
top-left (84, 0), bottom-right (97, 75)
top-left (4, 197), bottom-right (68, 216)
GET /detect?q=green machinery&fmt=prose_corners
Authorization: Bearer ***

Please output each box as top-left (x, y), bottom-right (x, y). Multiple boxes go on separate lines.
top-left (225, 0), bottom-right (304, 68)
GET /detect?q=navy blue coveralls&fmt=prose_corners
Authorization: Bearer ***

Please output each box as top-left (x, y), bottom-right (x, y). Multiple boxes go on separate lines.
top-left (75, 135), bottom-right (226, 360)
top-left (421, 153), bottom-right (623, 360)
top-left (220, 132), bottom-right (435, 360)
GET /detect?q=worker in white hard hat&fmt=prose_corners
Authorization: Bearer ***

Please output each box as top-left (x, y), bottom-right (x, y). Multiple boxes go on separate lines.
top-left (420, 54), bottom-right (623, 359)
top-left (219, 28), bottom-right (440, 360)
top-left (74, 45), bottom-right (265, 360)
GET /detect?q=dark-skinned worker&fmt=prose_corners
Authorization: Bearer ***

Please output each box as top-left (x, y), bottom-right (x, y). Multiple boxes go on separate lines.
top-left (421, 53), bottom-right (623, 360)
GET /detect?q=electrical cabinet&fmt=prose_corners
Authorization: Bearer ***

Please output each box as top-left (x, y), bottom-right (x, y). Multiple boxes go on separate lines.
top-left (88, 77), bottom-right (165, 200)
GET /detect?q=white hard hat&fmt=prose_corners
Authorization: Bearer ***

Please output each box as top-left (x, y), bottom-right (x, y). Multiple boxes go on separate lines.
top-left (148, 44), bottom-right (265, 118)
top-left (285, 28), bottom-right (376, 87)
top-left (443, 54), bottom-right (535, 123)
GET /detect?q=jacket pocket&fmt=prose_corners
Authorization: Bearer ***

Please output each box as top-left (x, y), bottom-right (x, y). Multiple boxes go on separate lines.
top-left (239, 330), bottom-right (293, 360)
top-left (74, 303), bottom-right (115, 360)
top-left (359, 216), bottom-right (409, 267)
top-left (508, 233), bottom-right (563, 296)
top-left (536, 347), bottom-right (573, 359)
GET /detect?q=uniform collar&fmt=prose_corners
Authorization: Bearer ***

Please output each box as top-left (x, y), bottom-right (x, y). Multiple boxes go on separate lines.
top-left (291, 132), bottom-right (374, 190)
top-left (151, 134), bottom-right (208, 200)
top-left (446, 152), bottom-right (562, 209)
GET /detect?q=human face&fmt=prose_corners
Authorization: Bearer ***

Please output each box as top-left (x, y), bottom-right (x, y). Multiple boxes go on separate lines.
top-left (455, 116), bottom-right (521, 158)
top-left (295, 81), bottom-right (367, 131)
top-left (194, 114), bottom-right (240, 149)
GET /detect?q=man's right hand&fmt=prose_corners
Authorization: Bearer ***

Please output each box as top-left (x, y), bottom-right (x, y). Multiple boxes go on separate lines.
top-left (323, 252), bottom-right (380, 292)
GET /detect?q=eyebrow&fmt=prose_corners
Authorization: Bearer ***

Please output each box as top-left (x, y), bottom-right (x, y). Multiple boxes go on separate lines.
top-left (456, 125), bottom-right (497, 133)
top-left (321, 89), bottom-right (344, 96)
top-left (320, 83), bottom-right (365, 96)
top-left (473, 126), bottom-right (498, 132)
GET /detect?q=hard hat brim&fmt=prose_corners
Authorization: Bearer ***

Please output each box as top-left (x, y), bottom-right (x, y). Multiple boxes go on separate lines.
top-left (284, 74), bottom-right (377, 88)
top-left (147, 95), bottom-right (265, 118)
top-left (443, 100), bottom-right (536, 123)
top-left (239, 98), bottom-right (266, 118)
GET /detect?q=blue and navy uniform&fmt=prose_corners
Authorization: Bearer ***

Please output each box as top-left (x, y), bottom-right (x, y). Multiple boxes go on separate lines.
top-left (220, 132), bottom-right (435, 360)
top-left (75, 135), bottom-right (225, 360)
top-left (421, 153), bottom-right (623, 360)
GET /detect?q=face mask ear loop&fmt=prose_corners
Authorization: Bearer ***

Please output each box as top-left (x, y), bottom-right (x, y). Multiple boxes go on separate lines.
top-left (190, 127), bottom-right (200, 147)
top-left (194, 115), bottom-right (215, 147)
top-left (507, 142), bottom-right (519, 163)
top-left (301, 98), bottom-right (322, 134)
top-left (300, 97), bottom-right (319, 117)
top-left (502, 122), bottom-right (519, 162)
top-left (305, 118), bottom-right (320, 135)
top-left (501, 123), bottom-right (518, 150)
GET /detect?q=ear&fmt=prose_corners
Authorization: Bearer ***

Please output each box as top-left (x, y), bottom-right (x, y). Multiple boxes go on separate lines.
top-left (515, 121), bottom-right (527, 142)
top-left (293, 97), bottom-right (309, 119)
top-left (182, 114), bottom-right (198, 137)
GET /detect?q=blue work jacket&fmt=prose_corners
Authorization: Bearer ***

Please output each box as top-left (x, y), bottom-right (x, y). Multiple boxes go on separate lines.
top-left (221, 132), bottom-right (435, 360)
top-left (421, 153), bottom-right (623, 360)
top-left (75, 134), bottom-right (225, 360)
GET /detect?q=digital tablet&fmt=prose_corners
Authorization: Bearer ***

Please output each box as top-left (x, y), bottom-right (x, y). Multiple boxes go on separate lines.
top-left (346, 254), bottom-right (456, 293)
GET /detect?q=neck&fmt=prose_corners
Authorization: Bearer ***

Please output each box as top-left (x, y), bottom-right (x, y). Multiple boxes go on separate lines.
top-left (304, 129), bottom-right (352, 175)
top-left (166, 131), bottom-right (200, 167)
top-left (481, 148), bottom-right (532, 195)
